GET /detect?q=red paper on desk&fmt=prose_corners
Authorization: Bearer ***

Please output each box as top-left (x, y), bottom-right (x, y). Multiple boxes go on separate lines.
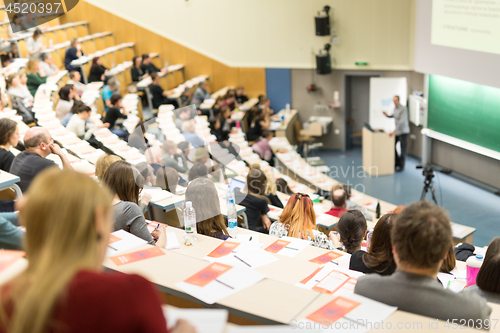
top-left (264, 239), bottom-right (291, 253)
top-left (0, 251), bottom-right (25, 273)
top-left (207, 241), bottom-right (240, 259)
top-left (306, 296), bottom-right (361, 324)
top-left (309, 251), bottom-right (343, 264)
top-left (108, 234), bottom-right (121, 244)
top-left (110, 246), bottom-right (165, 266)
top-left (300, 267), bottom-right (323, 285)
top-left (184, 263), bottom-right (232, 287)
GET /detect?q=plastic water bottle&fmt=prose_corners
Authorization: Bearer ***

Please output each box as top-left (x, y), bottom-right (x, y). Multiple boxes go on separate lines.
top-left (184, 201), bottom-right (197, 240)
top-left (227, 195), bottom-right (238, 236)
top-left (466, 254), bottom-right (484, 287)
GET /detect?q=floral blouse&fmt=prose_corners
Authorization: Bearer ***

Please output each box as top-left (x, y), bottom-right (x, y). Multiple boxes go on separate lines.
top-left (269, 222), bottom-right (335, 250)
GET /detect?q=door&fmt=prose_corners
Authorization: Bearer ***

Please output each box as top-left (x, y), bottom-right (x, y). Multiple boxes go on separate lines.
top-left (346, 75), bottom-right (371, 149)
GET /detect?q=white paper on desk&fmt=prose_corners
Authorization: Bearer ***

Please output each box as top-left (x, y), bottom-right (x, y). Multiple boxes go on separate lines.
top-left (297, 293), bottom-right (397, 333)
top-left (164, 308), bottom-right (228, 333)
top-left (296, 262), bottom-right (362, 291)
top-left (165, 232), bottom-right (180, 250)
top-left (363, 202), bottom-right (377, 211)
top-left (451, 268), bottom-right (466, 280)
top-left (451, 224), bottom-right (467, 237)
top-left (216, 248), bottom-right (279, 269)
top-left (106, 230), bottom-right (147, 256)
top-left (276, 236), bottom-right (311, 258)
top-left (227, 326), bottom-right (321, 333)
top-left (142, 188), bottom-right (174, 203)
top-left (316, 214), bottom-right (333, 225)
top-left (176, 266), bottom-right (265, 304)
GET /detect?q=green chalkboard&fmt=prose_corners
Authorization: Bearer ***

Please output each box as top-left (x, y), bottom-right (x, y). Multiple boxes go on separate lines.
top-left (428, 75), bottom-right (500, 153)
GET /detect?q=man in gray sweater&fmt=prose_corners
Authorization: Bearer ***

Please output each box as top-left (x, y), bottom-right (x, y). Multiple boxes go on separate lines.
top-left (383, 95), bottom-right (410, 171)
top-left (355, 201), bottom-right (491, 329)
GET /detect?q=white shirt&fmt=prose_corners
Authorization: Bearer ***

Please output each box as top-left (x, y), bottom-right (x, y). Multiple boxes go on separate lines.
top-left (39, 61), bottom-right (58, 77)
top-left (26, 37), bottom-right (44, 58)
top-left (7, 86), bottom-right (33, 108)
top-left (66, 114), bottom-right (94, 140)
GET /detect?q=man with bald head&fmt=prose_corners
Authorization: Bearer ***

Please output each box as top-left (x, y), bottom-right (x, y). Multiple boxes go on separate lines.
top-left (325, 188), bottom-right (348, 217)
top-left (10, 127), bottom-right (73, 192)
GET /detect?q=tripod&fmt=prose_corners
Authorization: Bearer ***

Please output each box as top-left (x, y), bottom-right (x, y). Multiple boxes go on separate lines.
top-left (420, 178), bottom-right (438, 205)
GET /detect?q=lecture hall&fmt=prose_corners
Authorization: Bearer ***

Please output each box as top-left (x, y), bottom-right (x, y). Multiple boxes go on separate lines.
top-left (0, 0), bottom-right (498, 332)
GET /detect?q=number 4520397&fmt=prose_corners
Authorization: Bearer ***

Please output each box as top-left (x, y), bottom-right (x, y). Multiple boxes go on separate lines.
top-left (6, 3), bottom-right (62, 14)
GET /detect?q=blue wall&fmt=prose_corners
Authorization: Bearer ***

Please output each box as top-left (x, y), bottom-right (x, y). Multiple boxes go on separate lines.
top-left (265, 68), bottom-right (291, 113)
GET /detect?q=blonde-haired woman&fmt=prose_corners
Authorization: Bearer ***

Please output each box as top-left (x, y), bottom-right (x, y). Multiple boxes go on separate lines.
top-left (0, 169), bottom-right (195, 333)
top-left (25, 58), bottom-right (47, 97)
top-left (269, 193), bottom-right (337, 250)
top-left (265, 170), bottom-right (283, 208)
top-left (95, 154), bottom-right (122, 180)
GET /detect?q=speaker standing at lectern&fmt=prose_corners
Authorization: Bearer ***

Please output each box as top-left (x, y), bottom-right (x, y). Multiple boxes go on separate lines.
top-left (383, 96), bottom-right (410, 172)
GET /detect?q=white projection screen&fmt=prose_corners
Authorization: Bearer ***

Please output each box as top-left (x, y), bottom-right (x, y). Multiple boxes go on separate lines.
top-left (415, 0), bottom-right (500, 89)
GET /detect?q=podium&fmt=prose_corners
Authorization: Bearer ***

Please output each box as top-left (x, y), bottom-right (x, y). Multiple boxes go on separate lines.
top-left (362, 127), bottom-right (395, 176)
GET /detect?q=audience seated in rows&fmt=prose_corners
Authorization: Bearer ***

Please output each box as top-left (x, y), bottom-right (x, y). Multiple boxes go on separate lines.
top-left (234, 167), bottom-right (270, 233)
top-left (25, 58), bottom-right (47, 97)
top-left (252, 130), bottom-right (273, 163)
top-left (64, 38), bottom-right (84, 77)
top-left (336, 184), bottom-right (373, 220)
top-left (56, 85), bottom-right (76, 121)
top-left (88, 57), bottom-right (108, 83)
top-left (26, 29), bottom-right (44, 59)
top-left (39, 53), bottom-right (59, 77)
top-left (66, 104), bottom-right (103, 140)
top-left (101, 160), bottom-right (166, 247)
top-left (440, 243), bottom-right (457, 274)
top-left (465, 238), bottom-right (500, 304)
top-left (191, 81), bottom-right (211, 107)
top-left (10, 127), bottom-right (72, 193)
top-left (246, 107), bottom-right (270, 142)
top-left (188, 162), bottom-right (208, 182)
top-left (0, 212), bottom-right (22, 250)
top-left (264, 170), bottom-right (283, 208)
top-left (235, 86), bottom-right (248, 104)
top-left (156, 166), bottom-right (179, 194)
top-left (103, 94), bottom-right (129, 139)
top-left (181, 121), bottom-right (204, 148)
top-left (67, 71), bottom-right (85, 93)
top-left (269, 193), bottom-right (337, 250)
top-left (276, 177), bottom-right (294, 196)
top-left (131, 56), bottom-right (148, 83)
top-left (175, 107), bottom-right (192, 130)
top-left (349, 213), bottom-right (396, 275)
top-left (140, 54), bottom-right (161, 75)
top-left (162, 141), bottom-right (188, 173)
top-left (6, 72), bottom-right (33, 110)
top-left (0, 169), bottom-right (194, 333)
top-left (149, 72), bottom-right (178, 110)
top-left (102, 78), bottom-right (119, 111)
top-left (355, 201), bottom-right (491, 325)
top-left (95, 154), bottom-right (122, 181)
top-left (333, 210), bottom-right (367, 254)
top-left (326, 188), bottom-right (348, 217)
top-left (185, 177), bottom-right (230, 240)
top-left (0, 119), bottom-right (20, 172)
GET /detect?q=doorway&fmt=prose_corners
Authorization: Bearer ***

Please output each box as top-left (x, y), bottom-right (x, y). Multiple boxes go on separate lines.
top-left (345, 74), bottom-right (379, 150)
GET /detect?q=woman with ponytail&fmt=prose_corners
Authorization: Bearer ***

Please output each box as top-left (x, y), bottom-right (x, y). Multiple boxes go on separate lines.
top-left (0, 169), bottom-right (194, 333)
top-left (269, 193), bottom-right (337, 250)
top-left (331, 210), bottom-right (367, 254)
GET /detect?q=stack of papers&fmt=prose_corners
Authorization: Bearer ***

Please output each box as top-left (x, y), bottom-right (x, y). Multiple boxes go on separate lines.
top-left (296, 262), bottom-right (363, 295)
top-left (297, 293), bottom-right (397, 333)
top-left (106, 230), bottom-right (147, 256)
top-left (264, 237), bottom-right (311, 258)
top-left (164, 308), bottom-right (228, 333)
top-left (176, 263), bottom-right (266, 304)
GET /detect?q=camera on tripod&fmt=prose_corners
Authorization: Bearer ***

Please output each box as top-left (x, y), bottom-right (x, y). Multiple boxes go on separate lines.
top-left (417, 164), bottom-right (438, 204)
top-left (416, 164), bottom-right (435, 183)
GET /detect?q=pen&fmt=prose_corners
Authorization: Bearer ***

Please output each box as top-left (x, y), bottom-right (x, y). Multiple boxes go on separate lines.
top-left (155, 223), bottom-right (160, 231)
top-left (249, 236), bottom-right (252, 241)
top-left (234, 255), bottom-right (252, 267)
top-left (108, 244), bottom-right (118, 251)
top-left (215, 279), bottom-right (234, 289)
top-left (447, 281), bottom-right (451, 289)
top-left (285, 246), bottom-right (299, 250)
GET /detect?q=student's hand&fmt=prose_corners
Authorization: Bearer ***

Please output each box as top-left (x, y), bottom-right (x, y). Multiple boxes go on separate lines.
top-left (171, 319), bottom-right (196, 333)
top-left (263, 216), bottom-right (271, 230)
top-left (176, 148), bottom-right (183, 155)
top-left (152, 225), bottom-right (167, 248)
top-left (382, 111), bottom-right (388, 117)
top-left (141, 193), bottom-right (152, 206)
top-left (197, 110), bottom-right (201, 115)
top-left (389, 131), bottom-right (395, 137)
top-left (49, 142), bottom-right (64, 156)
top-left (329, 231), bottom-right (341, 247)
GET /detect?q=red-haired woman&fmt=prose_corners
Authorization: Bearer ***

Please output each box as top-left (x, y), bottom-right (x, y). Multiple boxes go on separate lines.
top-left (269, 193), bottom-right (337, 250)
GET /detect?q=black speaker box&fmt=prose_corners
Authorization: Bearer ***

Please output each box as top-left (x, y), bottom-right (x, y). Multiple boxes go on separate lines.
top-left (316, 53), bottom-right (331, 74)
top-left (315, 16), bottom-right (330, 36)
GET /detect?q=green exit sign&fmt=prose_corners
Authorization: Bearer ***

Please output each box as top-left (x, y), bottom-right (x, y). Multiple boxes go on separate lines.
top-left (355, 62), bottom-right (369, 66)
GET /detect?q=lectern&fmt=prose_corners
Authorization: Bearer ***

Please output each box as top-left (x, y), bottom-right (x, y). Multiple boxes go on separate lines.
top-left (362, 127), bottom-right (395, 176)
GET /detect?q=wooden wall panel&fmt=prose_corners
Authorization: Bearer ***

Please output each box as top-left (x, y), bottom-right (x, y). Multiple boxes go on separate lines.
top-left (212, 61), bottom-right (238, 93)
top-left (238, 68), bottom-right (266, 98)
top-left (60, 1), bottom-right (266, 95)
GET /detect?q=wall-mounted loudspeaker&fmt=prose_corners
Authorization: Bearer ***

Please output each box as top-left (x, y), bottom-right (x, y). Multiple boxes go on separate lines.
top-left (315, 6), bottom-right (331, 36)
top-left (316, 44), bottom-right (332, 74)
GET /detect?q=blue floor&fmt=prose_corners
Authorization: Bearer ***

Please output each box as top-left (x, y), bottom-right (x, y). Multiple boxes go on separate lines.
top-left (312, 148), bottom-right (500, 247)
